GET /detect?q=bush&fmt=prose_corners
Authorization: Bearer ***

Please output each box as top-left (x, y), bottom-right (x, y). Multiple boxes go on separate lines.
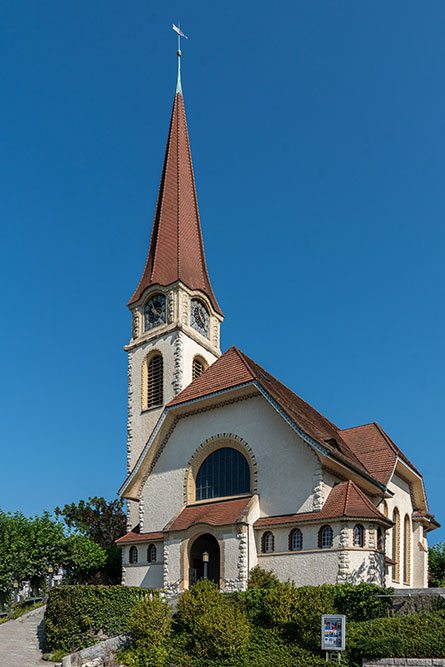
top-left (44, 585), bottom-right (159, 651)
top-left (346, 611), bottom-right (445, 665)
top-left (176, 578), bottom-right (221, 632)
top-left (263, 581), bottom-right (301, 625)
top-left (334, 582), bottom-right (393, 621)
top-left (193, 603), bottom-right (250, 659)
top-left (120, 597), bottom-right (172, 667)
top-left (248, 565), bottom-right (279, 590)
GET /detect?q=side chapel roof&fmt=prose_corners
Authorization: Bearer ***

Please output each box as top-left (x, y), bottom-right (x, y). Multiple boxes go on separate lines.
top-left (127, 87), bottom-right (222, 315)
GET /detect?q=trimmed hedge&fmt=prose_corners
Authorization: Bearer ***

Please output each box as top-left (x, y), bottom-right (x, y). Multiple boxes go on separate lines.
top-left (44, 585), bottom-right (159, 651)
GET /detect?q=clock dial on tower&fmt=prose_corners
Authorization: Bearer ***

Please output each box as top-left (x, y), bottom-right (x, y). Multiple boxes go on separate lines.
top-left (144, 294), bottom-right (166, 331)
top-left (190, 299), bottom-right (209, 338)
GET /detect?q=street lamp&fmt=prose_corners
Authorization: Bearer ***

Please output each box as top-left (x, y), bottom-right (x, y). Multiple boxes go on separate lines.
top-left (202, 551), bottom-right (209, 579)
top-left (48, 565), bottom-right (54, 590)
top-left (13, 581), bottom-right (19, 605)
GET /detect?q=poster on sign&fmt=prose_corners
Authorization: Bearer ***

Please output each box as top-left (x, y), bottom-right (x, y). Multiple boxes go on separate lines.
top-left (321, 614), bottom-right (346, 652)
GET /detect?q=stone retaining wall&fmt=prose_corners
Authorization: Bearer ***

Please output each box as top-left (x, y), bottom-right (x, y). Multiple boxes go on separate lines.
top-left (363, 660), bottom-right (445, 666)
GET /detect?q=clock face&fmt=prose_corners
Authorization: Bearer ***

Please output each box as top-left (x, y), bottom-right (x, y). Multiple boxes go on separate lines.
top-left (190, 299), bottom-right (209, 338)
top-left (144, 294), bottom-right (166, 331)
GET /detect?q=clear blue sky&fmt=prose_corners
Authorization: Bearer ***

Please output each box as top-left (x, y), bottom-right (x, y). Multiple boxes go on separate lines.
top-left (1, 2), bottom-right (444, 543)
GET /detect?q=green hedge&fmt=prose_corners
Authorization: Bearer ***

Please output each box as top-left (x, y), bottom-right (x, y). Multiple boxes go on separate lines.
top-left (44, 585), bottom-right (160, 651)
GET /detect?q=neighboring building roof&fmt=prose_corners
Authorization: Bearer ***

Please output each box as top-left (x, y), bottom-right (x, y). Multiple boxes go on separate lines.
top-left (115, 526), bottom-right (164, 544)
top-left (127, 90), bottom-right (222, 315)
top-left (166, 497), bottom-right (252, 532)
top-left (167, 346), bottom-right (370, 478)
top-left (340, 422), bottom-right (421, 485)
top-left (254, 481), bottom-right (391, 528)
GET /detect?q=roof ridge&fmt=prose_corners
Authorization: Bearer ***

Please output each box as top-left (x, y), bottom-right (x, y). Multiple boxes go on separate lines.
top-left (339, 422), bottom-right (375, 433)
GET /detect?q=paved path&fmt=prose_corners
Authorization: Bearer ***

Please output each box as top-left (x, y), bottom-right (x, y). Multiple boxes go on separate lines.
top-left (0, 605), bottom-right (47, 666)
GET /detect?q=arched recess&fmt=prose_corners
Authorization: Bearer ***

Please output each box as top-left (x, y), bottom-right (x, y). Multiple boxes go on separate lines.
top-left (141, 350), bottom-right (164, 410)
top-left (403, 514), bottom-right (411, 585)
top-left (192, 355), bottom-right (208, 381)
top-left (184, 434), bottom-right (257, 504)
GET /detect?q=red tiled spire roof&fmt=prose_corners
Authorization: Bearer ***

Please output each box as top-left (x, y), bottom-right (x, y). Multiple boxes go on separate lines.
top-left (128, 91), bottom-right (222, 315)
top-left (254, 481), bottom-right (391, 527)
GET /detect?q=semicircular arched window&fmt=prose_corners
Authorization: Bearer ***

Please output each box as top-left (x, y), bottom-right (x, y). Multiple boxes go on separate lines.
top-left (195, 447), bottom-right (250, 501)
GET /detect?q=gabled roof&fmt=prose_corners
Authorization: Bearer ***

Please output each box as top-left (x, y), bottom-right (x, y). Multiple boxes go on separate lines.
top-left (339, 422), bottom-right (421, 486)
top-left (167, 346), bottom-right (370, 478)
top-left (128, 90), bottom-right (222, 315)
top-left (254, 481), bottom-right (391, 527)
top-left (166, 497), bottom-right (252, 532)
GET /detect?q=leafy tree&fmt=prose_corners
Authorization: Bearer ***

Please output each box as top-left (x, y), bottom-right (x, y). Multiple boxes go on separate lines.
top-left (429, 541), bottom-right (445, 586)
top-left (55, 496), bottom-right (126, 583)
top-left (63, 535), bottom-right (107, 584)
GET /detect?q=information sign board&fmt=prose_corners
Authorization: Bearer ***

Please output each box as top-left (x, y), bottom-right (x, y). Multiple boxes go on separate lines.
top-left (321, 614), bottom-right (346, 652)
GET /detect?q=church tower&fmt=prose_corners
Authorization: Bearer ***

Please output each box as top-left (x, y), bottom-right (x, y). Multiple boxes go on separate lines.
top-left (124, 53), bottom-right (223, 526)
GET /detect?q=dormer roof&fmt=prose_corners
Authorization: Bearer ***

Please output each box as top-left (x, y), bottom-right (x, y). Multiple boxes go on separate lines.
top-left (128, 90), bottom-right (222, 315)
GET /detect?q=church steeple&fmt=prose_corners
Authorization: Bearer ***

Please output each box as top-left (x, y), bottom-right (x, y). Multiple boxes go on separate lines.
top-left (128, 68), bottom-right (222, 316)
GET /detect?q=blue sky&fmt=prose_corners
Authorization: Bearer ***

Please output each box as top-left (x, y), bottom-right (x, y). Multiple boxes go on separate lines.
top-left (1, 1), bottom-right (444, 544)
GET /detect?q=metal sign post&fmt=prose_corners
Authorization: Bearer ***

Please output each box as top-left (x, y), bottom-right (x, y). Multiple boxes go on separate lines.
top-left (321, 614), bottom-right (346, 662)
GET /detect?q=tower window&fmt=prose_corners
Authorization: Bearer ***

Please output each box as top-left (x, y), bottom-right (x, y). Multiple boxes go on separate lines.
top-left (195, 447), bottom-right (250, 501)
top-left (353, 524), bottom-right (365, 547)
top-left (289, 528), bottom-right (303, 551)
top-left (147, 354), bottom-right (163, 408)
top-left (147, 544), bottom-right (157, 563)
top-left (262, 531), bottom-right (274, 553)
top-left (129, 546), bottom-right (138, 564)
top-left (192, 356), bottom-right (207, 381)
top-left (377, 527), bottom-right (383, 551)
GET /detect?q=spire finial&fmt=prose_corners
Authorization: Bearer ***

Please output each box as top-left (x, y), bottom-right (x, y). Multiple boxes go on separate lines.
top-left (172, 23), bottom-right (188, 95)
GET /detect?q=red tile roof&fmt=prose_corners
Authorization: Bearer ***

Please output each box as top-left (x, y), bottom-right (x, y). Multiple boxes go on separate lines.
top-left (167, 497), bottom-right (251, 532)
top-left (128, 91), bottom-right (222, 315)
top-left (168, 347), bottom-right (369, 478)
top-left (115, 527), bottom-right (164, 544)
top-left (254, 481), bottom-right (391, 527)
top-left (340, 422), bottom-right (421, 485)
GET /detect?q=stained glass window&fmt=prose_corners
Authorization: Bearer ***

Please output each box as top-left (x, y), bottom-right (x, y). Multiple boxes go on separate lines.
top-left (195, 447), bottom-right (250, 501)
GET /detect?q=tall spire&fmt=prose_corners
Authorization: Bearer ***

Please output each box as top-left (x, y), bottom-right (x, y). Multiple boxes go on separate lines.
top-left (128, 65), bottom-right (222, 316)
top-left (176, 49), bottom-right (182, 94)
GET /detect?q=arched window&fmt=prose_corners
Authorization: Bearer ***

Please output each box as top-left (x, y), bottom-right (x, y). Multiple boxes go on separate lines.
top-left (403, 514), bottom-right (411, 585)
top-left (288, 528), bottom-right (303, 551)
top-left (318, 525), bottom-right (333, 549)
top-left (377, 527), bottom-right (383, 551)
top-left (262, 531), bottom-right (274, 553)
top-left (353, 524), bottom-right (365, 547)
top-left (392, 508), bottom-right (400, 582)
top-left (192, 356), bottom-right (207, 381)
top-left (195, 447), bottom-right (250, 501)
top-left (129, 546), bottom-right (138, 564)
top-left (147, 544), bottom-right (157, 563)
top-left (147, 354), bottom-right (163, 408)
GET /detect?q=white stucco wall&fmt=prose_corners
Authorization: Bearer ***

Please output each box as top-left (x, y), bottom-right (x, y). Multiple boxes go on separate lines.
top-left (121, 542), bottom-right (164, 589)
top-left (140, 395), bottom-right (319, 534)
top-left (258, 551), bottom-right (340, 585)
top-left (385, 473), bottom-right (418, 588)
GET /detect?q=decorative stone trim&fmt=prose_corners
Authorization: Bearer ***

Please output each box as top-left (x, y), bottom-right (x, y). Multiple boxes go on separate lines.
top-left (126, 352), bottom-right (135, 475)
top-left (138, 499), bottom-right (145, 532)
top-left (173, 332), bottom-right (183, 396)
top-left (168, 291), bottom-right (175, 324)
top-left (131, 310), bottom-right (140, 340)
top-left (312, 462), bottom-right (324, 511)
top-left (183, 434), bottom-right (258, 504)
top-left (336, 523), bottom-right (350, 583)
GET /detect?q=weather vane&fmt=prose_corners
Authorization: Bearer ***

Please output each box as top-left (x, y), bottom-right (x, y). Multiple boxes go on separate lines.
top-left (172, 23), bottom-right (188, 94)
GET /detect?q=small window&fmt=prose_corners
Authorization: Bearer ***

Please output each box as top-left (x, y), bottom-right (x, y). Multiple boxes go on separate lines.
top-left (129, 546), bottom-right (138, 564)
top-left (318, 525), bottom-right (333, 549)
top-left (353, 524), bottom-right (365, 547)
top-left (147, 354), bottom-right (163, 408)
top-left (289, 528), bottom-right (303, 551)
top-left (192, 356), bottom-right (207, 380)
top-left (377, 527), bottom-right (383, 551)
top-left (262, 531), bottom-right (274, 553)
top-left (147, 544), bottom-right (157, 563)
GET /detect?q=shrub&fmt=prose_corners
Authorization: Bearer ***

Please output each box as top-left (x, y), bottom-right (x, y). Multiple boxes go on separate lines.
top-left (346, 611), bottom-right (445, 665)
top-left (44, 585), bottom-right (159, 651)
top-left (334, 582), bottom-right (393, 621)
top-left (193, 603), bottom-right (250, 659)
top-left (120, 597), bottom-right (172, 667)
top-left (263, 581), bottom-right (300, 625)
top-left (176, 578), bottom-right (221, 632)
top-left (248, 565), bottom-right (279, 590)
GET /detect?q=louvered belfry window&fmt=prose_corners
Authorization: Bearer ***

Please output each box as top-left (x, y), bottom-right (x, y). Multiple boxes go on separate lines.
top-left (192, 357), bottom-right (205, 380)
top-left (147, 354), bottom-right (163, 408)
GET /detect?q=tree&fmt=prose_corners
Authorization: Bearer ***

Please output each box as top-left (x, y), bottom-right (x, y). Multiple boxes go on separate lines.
top-left (429, 542), bottom-right (445, 587)
top-left (55, 496), bottom-right (126, 583)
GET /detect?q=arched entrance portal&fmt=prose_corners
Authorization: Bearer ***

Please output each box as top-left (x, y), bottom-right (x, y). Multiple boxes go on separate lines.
top-left (189, 533), bottom-right (220, 587)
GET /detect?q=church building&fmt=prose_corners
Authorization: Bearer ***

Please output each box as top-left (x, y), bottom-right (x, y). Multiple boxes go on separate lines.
top-left (116, 53), bottom-right (439, 594)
